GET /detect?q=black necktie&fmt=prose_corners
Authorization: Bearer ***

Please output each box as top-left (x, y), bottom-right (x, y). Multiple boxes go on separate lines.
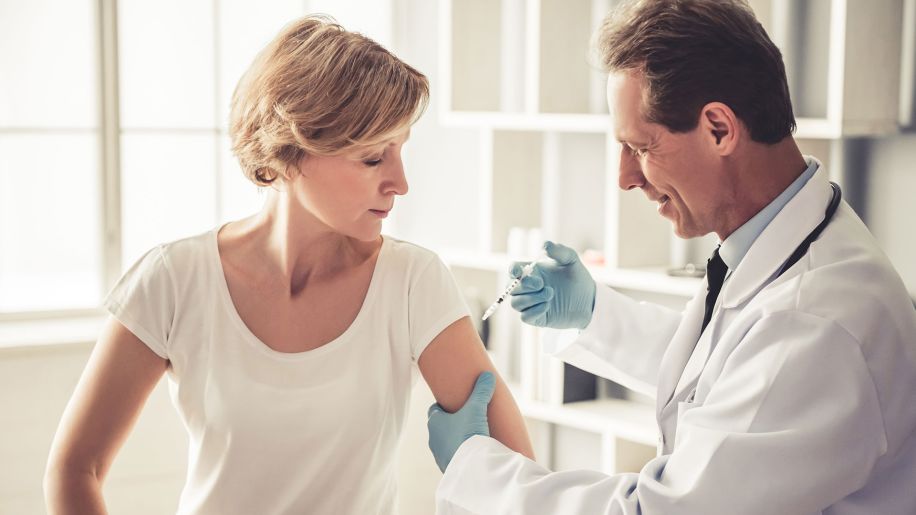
top-left (701, 247), bottom-right (728, 334)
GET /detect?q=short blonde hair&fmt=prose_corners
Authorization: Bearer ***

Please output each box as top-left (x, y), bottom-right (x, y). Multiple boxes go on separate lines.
top-left (230, 15), bottom-right (429, 186)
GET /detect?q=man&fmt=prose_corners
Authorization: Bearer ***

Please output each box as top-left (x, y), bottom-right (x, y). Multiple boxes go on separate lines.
top-left (426, 0), bottom-right (916, 513)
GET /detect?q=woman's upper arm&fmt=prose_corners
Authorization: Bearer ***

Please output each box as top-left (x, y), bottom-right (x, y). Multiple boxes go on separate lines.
top-left (418, 316), bottom-right (534, 460)
top-left (46, 315), bottom-right (168, 480)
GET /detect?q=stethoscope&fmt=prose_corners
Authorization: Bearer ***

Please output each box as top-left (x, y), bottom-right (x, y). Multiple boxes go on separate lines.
top-left (775, 181), bottom-right (842, 278)
top-left (675, 181), bottom-right (843, 408)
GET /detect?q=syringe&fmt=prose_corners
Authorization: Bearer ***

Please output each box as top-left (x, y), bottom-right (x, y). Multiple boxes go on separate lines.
top-left (481, 262), bottom-right (537, 321)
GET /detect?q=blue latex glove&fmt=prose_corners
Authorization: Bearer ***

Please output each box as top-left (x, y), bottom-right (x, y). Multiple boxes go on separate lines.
top-left (427, 371), bottom-right (495, 473)
top-left (509, 241), bottom-right (597, 329)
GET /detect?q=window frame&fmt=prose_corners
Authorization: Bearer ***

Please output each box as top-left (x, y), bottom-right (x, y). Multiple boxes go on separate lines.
top-left (0, 0), bottom-right (118, 323)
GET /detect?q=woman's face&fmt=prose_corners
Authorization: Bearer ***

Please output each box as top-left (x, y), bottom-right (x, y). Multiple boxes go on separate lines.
top-left (289, 129), bottom-right (411, 241)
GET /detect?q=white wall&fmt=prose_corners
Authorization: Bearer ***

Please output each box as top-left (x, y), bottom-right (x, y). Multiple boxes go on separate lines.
top-left (0, 342), bottom-right (187, 514)
top-left (863, 132), bottom-right (916, 298)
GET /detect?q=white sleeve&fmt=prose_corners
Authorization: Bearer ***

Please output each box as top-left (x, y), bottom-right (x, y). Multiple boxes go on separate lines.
top-left (542, 284), bottom-right (684, 395)
top-left (102, 246), bottom-right (176, 359)
top-left (409, 255), bottom-right (471, 361)
top-left (438, 311), bottom-right (886, 515)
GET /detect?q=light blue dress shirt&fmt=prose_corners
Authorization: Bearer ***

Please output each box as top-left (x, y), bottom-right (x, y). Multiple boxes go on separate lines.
top-left (718, 156), bottom-right (819, 272)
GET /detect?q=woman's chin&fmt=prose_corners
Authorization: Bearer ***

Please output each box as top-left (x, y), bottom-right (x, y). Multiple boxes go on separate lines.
top-left (345, 223), bottom-right (383, 242)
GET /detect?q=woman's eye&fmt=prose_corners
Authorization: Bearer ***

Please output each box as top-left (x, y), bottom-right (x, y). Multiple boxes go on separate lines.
top-left (363, 158), bottom-right (383, 167)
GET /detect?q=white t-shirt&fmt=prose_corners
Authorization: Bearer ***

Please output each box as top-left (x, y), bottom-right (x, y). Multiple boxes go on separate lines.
top-left (104, 229), bottom-right (469, 515)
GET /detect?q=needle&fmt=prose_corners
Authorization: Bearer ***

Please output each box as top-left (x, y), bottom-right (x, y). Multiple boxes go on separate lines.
top-left (481, 262), bottom-right (537, 321)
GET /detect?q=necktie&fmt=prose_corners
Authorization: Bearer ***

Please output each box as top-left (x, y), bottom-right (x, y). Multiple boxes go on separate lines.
top-left (701, 247), bottom-right (728, 334)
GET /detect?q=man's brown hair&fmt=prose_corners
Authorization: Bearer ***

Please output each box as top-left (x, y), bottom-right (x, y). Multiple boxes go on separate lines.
top-left (597, 0), bottom-right (795, 143)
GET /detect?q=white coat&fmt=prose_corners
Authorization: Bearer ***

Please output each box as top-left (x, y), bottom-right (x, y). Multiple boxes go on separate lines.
top-left (437, 167), bottom-right (916, 514)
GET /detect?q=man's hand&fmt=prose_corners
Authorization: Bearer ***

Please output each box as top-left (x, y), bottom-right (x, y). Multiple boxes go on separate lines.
top-left (509, 241), bottom-right (597, 329)
top-left (427, 371), bottom-right (495, 473)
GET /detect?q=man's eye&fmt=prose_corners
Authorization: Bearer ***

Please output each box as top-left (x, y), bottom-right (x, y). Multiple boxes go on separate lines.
top-left (630, 146), bottom-right (647, 158)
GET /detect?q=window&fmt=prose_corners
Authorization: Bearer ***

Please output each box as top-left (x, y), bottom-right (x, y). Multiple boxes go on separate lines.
top-left (0, 0), bottom-right (103, 313)
top-left (0, 0), bottom-right (319, 318)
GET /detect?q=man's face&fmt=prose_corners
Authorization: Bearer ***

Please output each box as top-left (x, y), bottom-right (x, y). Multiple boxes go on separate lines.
top-left (608, 70), bottom-right (725, 239)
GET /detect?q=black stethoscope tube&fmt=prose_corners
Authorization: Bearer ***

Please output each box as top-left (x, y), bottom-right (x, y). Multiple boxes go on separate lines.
top-left (776, 182), bottom-right (842, 278)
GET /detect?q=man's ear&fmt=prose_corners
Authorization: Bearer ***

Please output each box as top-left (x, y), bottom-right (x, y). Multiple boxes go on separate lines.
top-left (699, 102), bottom-right (740, 156)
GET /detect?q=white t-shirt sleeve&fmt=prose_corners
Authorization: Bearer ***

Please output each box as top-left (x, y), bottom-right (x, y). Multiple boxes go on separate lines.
top-left (408, 254), bottom-right (471, 361)
top-left (102, 246), bottom-right (176, 359)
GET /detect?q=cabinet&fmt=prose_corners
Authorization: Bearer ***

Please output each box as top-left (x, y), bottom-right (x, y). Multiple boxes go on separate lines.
top-left (750, 0), bottom-right (905, 138)
top-left (435, 0), bottom-right (907, 475)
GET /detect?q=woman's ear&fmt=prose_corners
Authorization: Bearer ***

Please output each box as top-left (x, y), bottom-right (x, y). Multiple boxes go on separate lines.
top-left (699, 102), bottom-right (740, 156)
top-left (289, 155), bottom-right (308, 180)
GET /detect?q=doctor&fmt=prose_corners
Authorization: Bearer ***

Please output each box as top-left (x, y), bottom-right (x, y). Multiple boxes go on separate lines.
top-left (426, 0), bottom-right (916, 513)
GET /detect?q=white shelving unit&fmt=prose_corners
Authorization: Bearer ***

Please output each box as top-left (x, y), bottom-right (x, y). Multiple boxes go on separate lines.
top-left (436, 0), bottom-right (907, 475)
top-left (752, 0), bottom-right (905, 138)
top-left (748, 0), bottom-right (907, 195)
top-left (514, 389), bottom-right (658, 474)
top-left (442, 250), bottom-right (701, 297)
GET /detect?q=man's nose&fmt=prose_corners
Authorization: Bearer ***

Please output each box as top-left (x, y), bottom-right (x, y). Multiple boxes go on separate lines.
top-left (617, 145), bottom-right (646, 191)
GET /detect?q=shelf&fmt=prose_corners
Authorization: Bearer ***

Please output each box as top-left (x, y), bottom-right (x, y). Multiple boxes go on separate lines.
top-left (795, 117), bottom-right (845, 140)
top-left (517, 394), bottom-right (658, 447)
top-left (444, 111), bottom-right (900, 140)
top-left (440, 250), bottom-right (702, 298)
top-left (441, 0), bottom-right (608, 117)
top-left (441, 111), bottom-right (611, 133)
top-left (749, 0), bottom-right (904, 138)
top-left (795, 117), bottom-right (900, 139)
top-left (443, 0), bottom-right (904, 140)
top-left (440, 114), bottom-right (898, 141)
top-left (438, 248), bottom-right (511, 273)
top-left (589, 266), bottom-right (701, 298)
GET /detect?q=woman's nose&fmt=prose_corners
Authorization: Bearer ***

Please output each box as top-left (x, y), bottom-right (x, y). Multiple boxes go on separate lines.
top-left (385, 159), bottom-right (409, 196)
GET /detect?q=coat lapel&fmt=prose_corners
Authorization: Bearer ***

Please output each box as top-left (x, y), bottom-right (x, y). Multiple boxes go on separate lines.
top-left (655, 163), bottom-right (835, 431)
top-left (655, 290), bottom-right (705, 417)
top-left (719, 165), bottom-right (834, 311)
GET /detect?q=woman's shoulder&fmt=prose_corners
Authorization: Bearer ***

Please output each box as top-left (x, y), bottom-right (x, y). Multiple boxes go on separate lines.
top-left (381, 236), bottom-right (443, 271)
top-left (128, 228), bottom-right (218, 282)
top-left (159, 229), bottom-right (217, 261)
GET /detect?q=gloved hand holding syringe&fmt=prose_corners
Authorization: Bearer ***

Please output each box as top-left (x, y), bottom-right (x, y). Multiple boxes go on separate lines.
top-left (485, 241), bottom-right (598, 329)
top-left (481, 262), bottom-right (537, 321)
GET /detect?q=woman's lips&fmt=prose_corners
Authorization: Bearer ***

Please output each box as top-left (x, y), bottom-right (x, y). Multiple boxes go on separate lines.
top-left (369, 209), bottom-right (389, 218)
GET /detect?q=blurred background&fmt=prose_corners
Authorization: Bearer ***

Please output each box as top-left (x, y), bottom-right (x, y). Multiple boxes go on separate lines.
top-left (1, 0), bottom-right (914, 513)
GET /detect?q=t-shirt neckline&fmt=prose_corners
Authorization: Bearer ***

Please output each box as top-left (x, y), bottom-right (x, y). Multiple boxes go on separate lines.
top-left (208, 225), bottom-right (388, 361)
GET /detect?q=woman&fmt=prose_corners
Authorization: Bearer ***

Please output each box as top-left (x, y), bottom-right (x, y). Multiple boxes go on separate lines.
top-left (44, 15), bottom-right (533, 514)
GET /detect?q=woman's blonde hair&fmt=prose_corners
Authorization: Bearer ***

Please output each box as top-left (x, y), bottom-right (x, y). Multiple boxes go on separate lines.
top-left (230, 15), bottom-right (429, 186)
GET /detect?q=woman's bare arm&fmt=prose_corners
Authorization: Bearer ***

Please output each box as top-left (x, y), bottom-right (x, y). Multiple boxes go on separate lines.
top-left (44, 316), bottom-right (168, 515)
top-left (418, 316), bottom-right (534, 460)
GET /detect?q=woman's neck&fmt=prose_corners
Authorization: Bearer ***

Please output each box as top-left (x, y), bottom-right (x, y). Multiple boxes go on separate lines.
top-left (229, 189), bottom-right (380, 296)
